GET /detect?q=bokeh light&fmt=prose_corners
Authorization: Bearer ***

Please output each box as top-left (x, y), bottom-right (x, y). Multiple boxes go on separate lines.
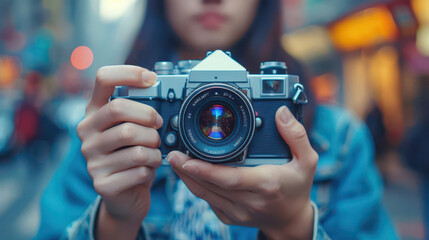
top-left (329, 7), bottom-right (399, 52)
top-left (416, 24), bottom-right (429, 56)
top-left (99, 0), bottom-right (137, 22)
top-left (70, 46), bottom-right (94, 70)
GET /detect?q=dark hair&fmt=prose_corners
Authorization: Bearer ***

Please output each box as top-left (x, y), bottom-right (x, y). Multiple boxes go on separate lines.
top-left (126, 0), bottom-right (315, 128)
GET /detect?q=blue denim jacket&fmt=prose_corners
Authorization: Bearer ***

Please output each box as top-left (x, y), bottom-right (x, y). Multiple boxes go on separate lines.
top-left (34, 105), bottom-right (398, 240)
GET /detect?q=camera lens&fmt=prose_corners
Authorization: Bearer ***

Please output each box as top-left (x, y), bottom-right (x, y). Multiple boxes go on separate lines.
top-left (199, 104), bottom-right (235, 141)
top-left (178, 83), bottom-right (255, 163)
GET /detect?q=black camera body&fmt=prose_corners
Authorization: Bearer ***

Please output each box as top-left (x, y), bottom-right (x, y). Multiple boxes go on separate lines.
top-left (112, 50), bottom-right (307, 166)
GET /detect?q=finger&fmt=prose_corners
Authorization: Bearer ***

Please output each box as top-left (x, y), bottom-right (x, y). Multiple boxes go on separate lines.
top-left (171, 160), bottom-right (252, 201)
top-left (167, 151), bottom-right (269, 191)
top-left (90, 122), bottom-right (160, 154)
top-left (88, 146), bottom-right (162, 177)
top-left (171, 164), bottom-right (251, 223)
top-left (87, 65), bottom-right (157, 114)
top-left (173, 165), bottom-right (235, 208)
top-left (84, 98), bottom-right (163, 133)
top-left (275, 106), bottom-right (318, 170)
top-left (93, 166), bottom-right (154, 197)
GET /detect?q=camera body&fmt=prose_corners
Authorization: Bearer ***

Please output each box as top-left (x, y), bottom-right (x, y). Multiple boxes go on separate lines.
top-left (112, 50), bottom-right (307, 166)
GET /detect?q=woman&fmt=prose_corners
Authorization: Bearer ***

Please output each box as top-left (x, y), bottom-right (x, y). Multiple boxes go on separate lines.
top-left (35, 0), bottom-right (398, 239)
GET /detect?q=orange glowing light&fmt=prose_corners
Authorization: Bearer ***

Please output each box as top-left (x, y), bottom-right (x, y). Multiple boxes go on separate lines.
top-left (412, 0), bottom-right (429, 24)
top-left (71, 46), bottom-right (94, 70)
top-left (0, 57), bottom-right (21, 88)
top-left (329, 7), bottom-right (399, 52)
top-left (310, 73), bottom-right (339, 103)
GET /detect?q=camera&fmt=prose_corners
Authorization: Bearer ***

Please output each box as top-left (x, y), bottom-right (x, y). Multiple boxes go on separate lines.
top-left (112, 50), bottom-right (307, 166)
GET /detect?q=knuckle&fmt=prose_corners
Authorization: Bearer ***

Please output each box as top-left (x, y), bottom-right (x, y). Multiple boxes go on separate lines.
top-left (93, 180), bottom-right (103, 194)
top-left (80, 142), bottom-right (92, 158)
top-left (260, 178), bottom-right (280, 195)
top-left (308, 150), bottom-right (319, 170)
top-left (86, 166), bottom-right (95, 179)
top-left (93, 179), bottom-right (112, 197)
top-left (132, 146), bottom-right (147, 165)
top-left (227, 174), bottom-right (242, 189)
top-left (148, 107), bottom-right (158, 126)
top-left (235, 211), bottom-right (251, 223)
top-left (108, 99), bottom-right (125, 118)
top-left (250, 200), bottom-right (268, 213)
top-left (86, 161), bottom-right (97, 174)
top-left (86, 161), bottom-right (101, 179)
top-left (119, 123), bottom-right (135, 142)
top-left (266, 183), bottom-right (281, 195)
top-left (95, 67), bottom-right (108, 85)
top-left (136, 167), bottom-right (151, 182)
top-left (147, 129), bottom-right (161, 148)
top-left (153, 149), bottom-right (162, 167)
top-left (76, 120), bottom-right (87, 139)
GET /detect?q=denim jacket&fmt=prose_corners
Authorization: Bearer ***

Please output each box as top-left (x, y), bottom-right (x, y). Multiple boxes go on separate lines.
top-left (34, 105), bottom-right (398, 240)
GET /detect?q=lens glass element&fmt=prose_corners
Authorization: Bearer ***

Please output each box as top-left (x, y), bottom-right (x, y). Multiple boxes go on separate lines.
top-left (199, 104), bottom-right (235, 141)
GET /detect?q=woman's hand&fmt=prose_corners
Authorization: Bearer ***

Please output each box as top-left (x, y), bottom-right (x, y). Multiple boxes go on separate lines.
top-left (77, 66), bottom-right (163, 240)
top-left (167, 106), bottom-right (318, 240)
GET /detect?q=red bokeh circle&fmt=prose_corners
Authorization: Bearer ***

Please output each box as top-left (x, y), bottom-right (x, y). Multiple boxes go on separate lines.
top-left (71, 46), bottom-right (94, 70)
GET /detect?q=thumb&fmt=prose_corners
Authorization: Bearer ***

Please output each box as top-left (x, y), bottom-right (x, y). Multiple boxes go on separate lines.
top-left (166, 151), bottom-right (191, 168)
top-left (275, 106), bottom-right (318, 169)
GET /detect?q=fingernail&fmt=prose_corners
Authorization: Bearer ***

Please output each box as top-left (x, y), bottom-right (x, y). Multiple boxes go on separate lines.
top-left (156, 115), bottom-right (163, 128)
top-left (279, 106), bottom-right (293, 124)
top-left (182, 163), bottom-right (198, 175)
top-left (141, 71), bottom-right (156, 87)
top-left (167, 154), bottom-right (178, 167)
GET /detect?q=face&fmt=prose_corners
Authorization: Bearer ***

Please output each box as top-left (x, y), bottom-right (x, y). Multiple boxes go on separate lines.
top-left (164, 0), bottom-right (260, 53)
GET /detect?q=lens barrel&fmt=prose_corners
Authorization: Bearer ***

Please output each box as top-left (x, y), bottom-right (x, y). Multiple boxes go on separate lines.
top-left (178, 83), bottom-right (255, 162)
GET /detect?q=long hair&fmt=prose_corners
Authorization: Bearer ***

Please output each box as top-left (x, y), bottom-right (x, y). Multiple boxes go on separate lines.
top-left (126, 0), bottom-right (315, 128)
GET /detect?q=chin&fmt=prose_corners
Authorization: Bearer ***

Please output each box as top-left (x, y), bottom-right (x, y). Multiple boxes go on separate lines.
top-left (191, 37), bottom-right (234, 52)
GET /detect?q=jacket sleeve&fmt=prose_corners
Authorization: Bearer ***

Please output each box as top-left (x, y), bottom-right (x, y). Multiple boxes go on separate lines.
top-left (33, 131), bottom-right (98, 239)
top-left (33, 131), bottom-right (149, 240)
top-left (257, 202), bottom-right (331, 240)
top-left (57, 196), bottom-right (148, 240)
top-left (319, 118), bottom-right (398, 239)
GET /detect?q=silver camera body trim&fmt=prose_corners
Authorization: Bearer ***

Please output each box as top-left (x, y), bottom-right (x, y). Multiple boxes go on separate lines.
top-left (113, 50), bottom-right (306, 166)
top-left (122, 50), bottom-right (300, 102)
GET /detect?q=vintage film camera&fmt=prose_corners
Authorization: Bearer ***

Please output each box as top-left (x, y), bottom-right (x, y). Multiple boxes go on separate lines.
top-left (112, 50), bottom-right (307, 166)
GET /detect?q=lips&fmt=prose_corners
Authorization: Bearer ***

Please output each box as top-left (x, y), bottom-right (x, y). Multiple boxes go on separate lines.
top-left (196, 11), bottom-right (225, 30)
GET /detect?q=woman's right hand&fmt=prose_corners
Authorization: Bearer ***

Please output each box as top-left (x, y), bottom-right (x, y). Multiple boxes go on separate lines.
top-left (77, 66), bottom-right (163, 240)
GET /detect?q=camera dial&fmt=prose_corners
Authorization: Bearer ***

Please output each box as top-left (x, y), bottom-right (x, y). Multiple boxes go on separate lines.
top-left (260, 61), bottom-right (287, 74)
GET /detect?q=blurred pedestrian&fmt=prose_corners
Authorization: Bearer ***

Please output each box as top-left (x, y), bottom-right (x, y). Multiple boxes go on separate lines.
top-left (14, 72), bottom-right (42, 147)
top-left (400, 76), bottom-right (429, 240)
top-left (365, 103), bottom-right (387, 157)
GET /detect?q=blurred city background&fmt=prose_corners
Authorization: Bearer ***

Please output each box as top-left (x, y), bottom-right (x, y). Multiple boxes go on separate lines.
top-left (0, 0), bottom-right (428, 239)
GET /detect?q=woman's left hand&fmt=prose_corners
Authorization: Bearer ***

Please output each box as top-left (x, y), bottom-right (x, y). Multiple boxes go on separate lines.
top-left (167, 106), bottom-right (318, 240)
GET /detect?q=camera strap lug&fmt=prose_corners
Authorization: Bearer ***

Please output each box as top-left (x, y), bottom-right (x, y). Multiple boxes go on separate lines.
top-left (292, 83), bottom-right (308, 105)
top-left (167, 88), bottom-right (176, 102)
top-left (293, 83), bottom-right (307, 124)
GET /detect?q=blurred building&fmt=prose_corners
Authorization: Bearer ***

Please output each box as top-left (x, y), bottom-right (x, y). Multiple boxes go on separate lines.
top-left (282, 0), bottom-right (429, 148)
